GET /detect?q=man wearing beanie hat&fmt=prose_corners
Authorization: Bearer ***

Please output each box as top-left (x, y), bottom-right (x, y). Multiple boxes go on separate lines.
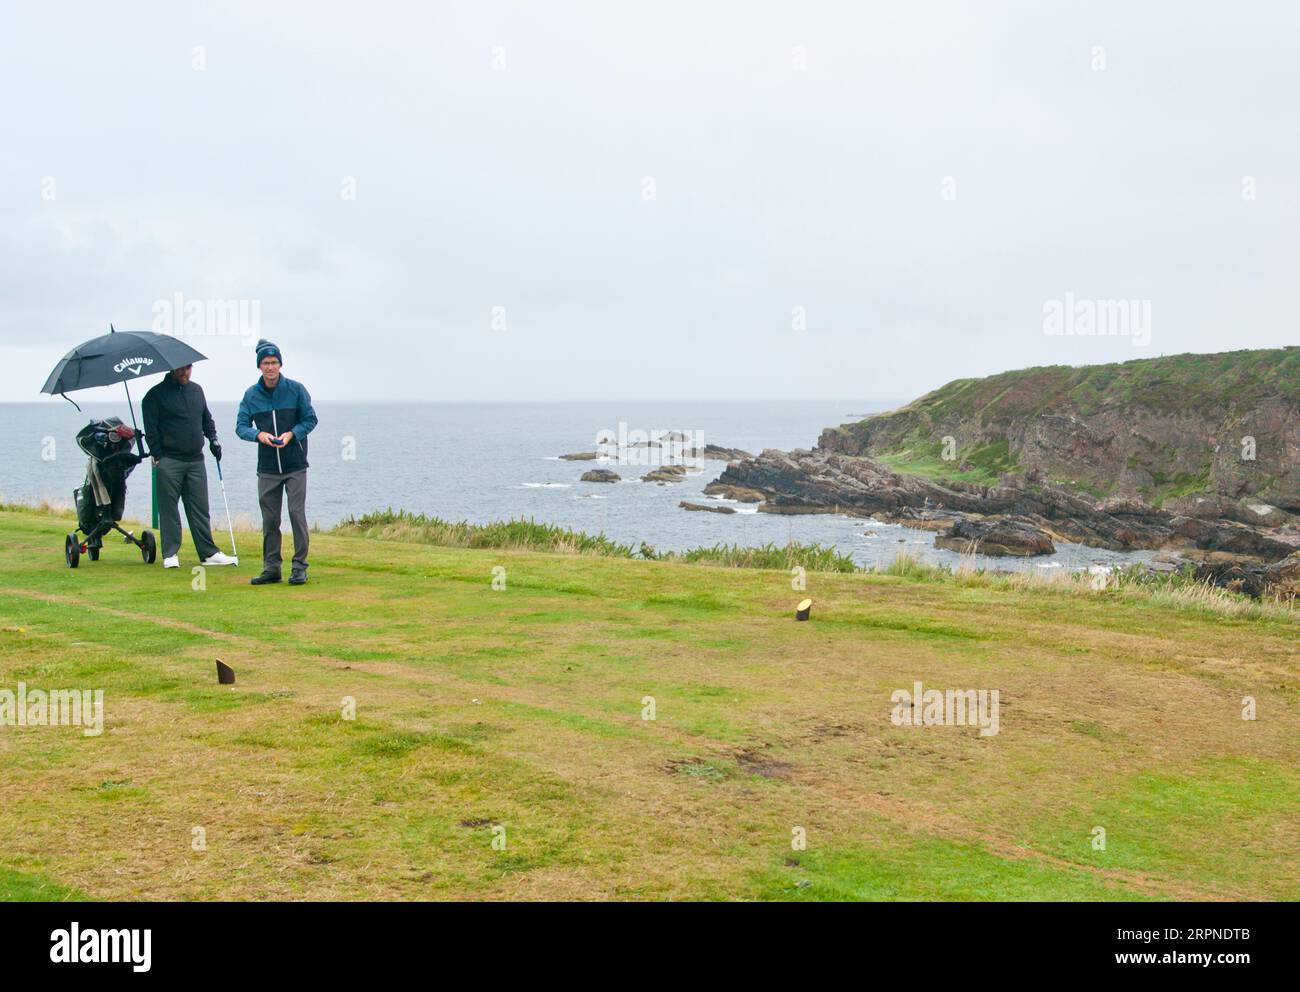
top-left (235, 339), bottom-right (319, 585)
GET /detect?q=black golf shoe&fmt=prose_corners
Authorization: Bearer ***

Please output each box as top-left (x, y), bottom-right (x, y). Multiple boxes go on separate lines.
top-left (289, 569), bottom-right (308, 586)
top-left (250, 570), bottom-right (281, 585)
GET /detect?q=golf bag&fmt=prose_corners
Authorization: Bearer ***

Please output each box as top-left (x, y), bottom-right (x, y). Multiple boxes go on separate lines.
top-left (64, 417), bottom-right (156, 567)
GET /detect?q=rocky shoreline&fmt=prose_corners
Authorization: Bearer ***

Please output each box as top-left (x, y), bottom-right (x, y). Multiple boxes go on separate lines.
top-left (705, 447), bottom-right (1300, 595)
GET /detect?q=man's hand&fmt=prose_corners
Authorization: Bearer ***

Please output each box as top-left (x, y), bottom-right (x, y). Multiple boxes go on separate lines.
top-left (257, 431), bottom-right (276, 445)
top-left (277, 431), bottom-right (294, 445)
top-left (209, 440), bottom-right (222, 461)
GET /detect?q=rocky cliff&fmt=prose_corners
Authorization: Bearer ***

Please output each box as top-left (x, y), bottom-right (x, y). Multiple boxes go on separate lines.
top-left (707, 349), bottom-right (1300, 580)
top-left (821, 347), bottom-right (1300, 511)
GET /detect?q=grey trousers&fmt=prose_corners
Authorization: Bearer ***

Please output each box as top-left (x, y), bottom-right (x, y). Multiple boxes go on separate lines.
top-left (258, 470), bottom-right (309, 573)
top-left (155, 457), bottom-right (220, 560)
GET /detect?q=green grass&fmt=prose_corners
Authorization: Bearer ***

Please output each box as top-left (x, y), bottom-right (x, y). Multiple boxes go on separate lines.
top-left (1025, 758), bottom-right (1300, 897)
top-left (877, 436), bottom-right (1018, 488)
top-left (756, 837), bottom-right (1148, 901)
top-left (0, 504), bottom-right (1296, 901)
top-left (0, 868), bottom-right (88, 901)
top-left (1156, 469), bottom-right (1213, 505)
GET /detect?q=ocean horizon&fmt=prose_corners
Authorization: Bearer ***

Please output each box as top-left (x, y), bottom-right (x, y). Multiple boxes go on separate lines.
top-left (2, 398), bottom-right (1156, 572)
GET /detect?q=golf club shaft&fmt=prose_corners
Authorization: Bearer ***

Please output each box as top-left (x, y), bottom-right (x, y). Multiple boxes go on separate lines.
top-left (216, 459), bottom-right (237, 559)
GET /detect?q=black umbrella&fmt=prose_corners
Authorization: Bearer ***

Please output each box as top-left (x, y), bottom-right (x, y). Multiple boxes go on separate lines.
top-left (41, 326), bottom-right (208, 457)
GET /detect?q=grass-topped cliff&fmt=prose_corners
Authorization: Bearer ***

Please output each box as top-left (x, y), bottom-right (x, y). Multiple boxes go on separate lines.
top-left (822, 348), bottom-right (1300, 510)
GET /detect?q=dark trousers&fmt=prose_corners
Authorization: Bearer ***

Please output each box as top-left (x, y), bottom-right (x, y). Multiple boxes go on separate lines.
top-left (258, 470), bottom-right (309, 573)
top-left (155, 457), bottom-right (220, 560)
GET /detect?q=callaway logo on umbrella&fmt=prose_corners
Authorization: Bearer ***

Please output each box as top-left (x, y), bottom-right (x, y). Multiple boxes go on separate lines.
top-left (113, 356), bottom-right (156, 375)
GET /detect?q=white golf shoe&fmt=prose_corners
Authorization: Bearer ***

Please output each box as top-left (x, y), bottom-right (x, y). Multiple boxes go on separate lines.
top-left (163, 555), bottom-right (180, 569)
top-left (202, 552), bottom-right (239, 566)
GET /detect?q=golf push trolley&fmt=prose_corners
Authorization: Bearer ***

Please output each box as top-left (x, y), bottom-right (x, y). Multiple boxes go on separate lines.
top-left (64, 417), bottom-right (156, 568)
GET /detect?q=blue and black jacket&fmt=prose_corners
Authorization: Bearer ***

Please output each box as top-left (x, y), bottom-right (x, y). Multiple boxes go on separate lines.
top-left (235, 375), bottom-right (318, 475)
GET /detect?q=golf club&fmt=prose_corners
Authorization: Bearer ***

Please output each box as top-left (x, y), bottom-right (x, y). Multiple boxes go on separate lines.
top-left (215, 456), bottom-right (238, 563)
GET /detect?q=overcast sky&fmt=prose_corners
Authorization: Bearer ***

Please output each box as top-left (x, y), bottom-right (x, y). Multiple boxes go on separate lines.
top-left (2, 1), bottom-right (1297, 403)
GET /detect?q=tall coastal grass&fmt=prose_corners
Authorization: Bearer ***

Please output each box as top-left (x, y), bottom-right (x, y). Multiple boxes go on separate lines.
top-left (337, 510), bottom-right (859, 571)
top-left (650, 541), bottom-right (858, 572)
top-left (878, 551), bottom-right (1297, 622)
top-left (0, 498), bottom-right (71, 514)
top-left (335, 508), bottom-right (638, 557)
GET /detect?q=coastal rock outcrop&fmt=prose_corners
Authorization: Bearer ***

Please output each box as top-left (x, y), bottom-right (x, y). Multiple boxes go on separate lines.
top-left (934, 517), bottom-right (1056, 557)
top-left (1264, 552), bottom-right (1300, 597)
top-left (679, 500), bottom-right (736, 514)
top-left (642, 465), bottom-right (687, 484)
top-left (701, 482), bottom-right (765, 503)
top-left (712, 446), bottom-right (1299, 564)
top-left (684, 444), bottom-right (754, 462)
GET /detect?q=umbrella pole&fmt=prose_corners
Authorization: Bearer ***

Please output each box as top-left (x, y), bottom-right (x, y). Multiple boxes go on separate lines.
top-left (122, 380), bottom-right (157, 527)
top-left (122, 380), bottom-right (144, 456)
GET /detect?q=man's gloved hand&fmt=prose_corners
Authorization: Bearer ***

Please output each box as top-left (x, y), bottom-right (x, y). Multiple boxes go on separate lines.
top-left (210, 440), bottom-right (222, 461)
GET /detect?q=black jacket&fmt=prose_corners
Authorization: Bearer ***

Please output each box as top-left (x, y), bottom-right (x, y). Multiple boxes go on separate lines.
top-left (142, 378), bottom-right (217, 461)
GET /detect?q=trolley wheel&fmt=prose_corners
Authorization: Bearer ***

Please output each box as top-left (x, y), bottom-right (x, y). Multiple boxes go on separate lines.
top-left (140, 530), bottom-right (157, 564)
top-left (88, 544), bottom-right (100, 561)
top-left (65, 533), bottom-right (80, 569)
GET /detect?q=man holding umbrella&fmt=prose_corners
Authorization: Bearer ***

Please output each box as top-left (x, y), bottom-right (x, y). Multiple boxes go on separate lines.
top-left (142, 364), bottom-right (237, 569)
top-left (41, 326), bottom-right (238, 567)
